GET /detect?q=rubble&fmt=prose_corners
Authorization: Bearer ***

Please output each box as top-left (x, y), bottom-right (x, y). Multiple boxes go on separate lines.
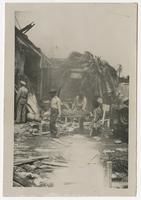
top-left (13, 153), bottom-right (68, 187)
top-left (14, 172), bottom-right (35, 187)
top-left (93, 136), bottom-right (101, 142)
top-left (103, 149), bottom-right (115, 153)
top-left (114, 139), bottom-right (122, 144)
top-left (116, 148), bottom-right (128, 152)
top-left (101, 139), bottom-right (128, 187)
top-left (33, 177), bottom-right (50, 187)
top-left (14, 108), bottom-right (128, 188)
top-left (14, 156), bottom-right (50, 166)
top-left (22, 164), bottom-right (36, 172)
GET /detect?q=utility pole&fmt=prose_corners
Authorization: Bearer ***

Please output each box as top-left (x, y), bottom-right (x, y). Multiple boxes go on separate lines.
top-left (117, 64), bottom-right (122, 84)
top-left (118, 64), bottom-right (122, 78)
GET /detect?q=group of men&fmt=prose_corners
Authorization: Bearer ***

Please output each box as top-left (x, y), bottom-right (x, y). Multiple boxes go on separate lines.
top-left (15, 82), bottom-right (62, 137)
top-left (49, 90), bottom-right (104, 137)
top-left (16, 81), bottom-right (104, 138)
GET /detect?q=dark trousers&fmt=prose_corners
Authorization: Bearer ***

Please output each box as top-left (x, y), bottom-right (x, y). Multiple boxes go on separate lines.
top-left (16, 100), bottom-right (27, 123)
top-left (79, 117), bottom-right (84, 129)
top-left (50, 108), bottom-right (58, 137)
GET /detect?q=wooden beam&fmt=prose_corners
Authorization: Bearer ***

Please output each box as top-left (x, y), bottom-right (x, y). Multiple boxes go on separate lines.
top-left (14, 156), bottom-right (50, 166)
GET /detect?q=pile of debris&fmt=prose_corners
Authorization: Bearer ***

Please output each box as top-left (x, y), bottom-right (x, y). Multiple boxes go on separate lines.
top-left (57, 121), bottom-right (80, 135)
top-left (62, 109), bottom-right (89, 117)
top-left (51, 51), bottom-right (118, 105)
top-left (14, 155), bottom-right (68, 187)
top-left (101, 143), bottom-right (128, 186)
top-left (14, 122), bottom-right (42, 137)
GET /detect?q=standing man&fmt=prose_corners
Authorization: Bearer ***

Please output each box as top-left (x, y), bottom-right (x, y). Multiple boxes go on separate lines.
top-left (73, 92), bottom-right (87, 129)
top-left (16, 81), bottom-right (28, 123)
top-left (50, 89), bottom-right (61, 138)
top-left (90, 97), bottom-right (103, 136)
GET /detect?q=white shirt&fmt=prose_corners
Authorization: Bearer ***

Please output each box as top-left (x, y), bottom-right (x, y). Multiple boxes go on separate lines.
top-left (73, 96), bottom-right (87, 111)
top-left (51, 96), bottom-right (61, 114)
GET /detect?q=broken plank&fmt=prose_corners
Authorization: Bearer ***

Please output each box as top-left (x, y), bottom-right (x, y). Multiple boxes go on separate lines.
top-left (14, 156), bottom-right (50, 166)
top-left (13, 175), bottom-right (33, 187)
top-left (13, 181), bottom-right (23, 187)
top-left (51, 138), bottom-right (69, 147)
top-left (41, 161), bottom-right (68, 167)
top-left (88, 154), bottom-right (98, 164)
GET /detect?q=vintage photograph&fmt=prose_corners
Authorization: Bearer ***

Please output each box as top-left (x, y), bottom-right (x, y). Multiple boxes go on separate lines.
top-left (4, 3), bottom-right (137, 196)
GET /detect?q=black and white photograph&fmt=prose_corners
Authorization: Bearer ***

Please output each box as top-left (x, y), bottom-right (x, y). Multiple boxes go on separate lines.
top-left (3, 3), bottom-right (137, 196)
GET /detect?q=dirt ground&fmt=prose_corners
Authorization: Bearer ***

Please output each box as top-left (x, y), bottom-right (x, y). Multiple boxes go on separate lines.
top-left (13, 122), bottom-right (128, 195)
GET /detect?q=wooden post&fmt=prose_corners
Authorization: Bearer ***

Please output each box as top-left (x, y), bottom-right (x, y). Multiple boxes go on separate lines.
top-left (102, 110), bottom-right (105, 125)
top-left (39, 55), bottom-right (43, 100)
top-left (65, 117), bottom-right (68, 124)
top-left (40, 69), bottom-right (43, 100)
top-left (106, 161), bottom-right (112, 188)
top-left (107, 119), bottom-right (110, 128)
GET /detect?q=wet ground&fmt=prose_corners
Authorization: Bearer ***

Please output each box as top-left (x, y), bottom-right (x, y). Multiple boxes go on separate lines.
top-left (14, 123), bottom-right (128, 194)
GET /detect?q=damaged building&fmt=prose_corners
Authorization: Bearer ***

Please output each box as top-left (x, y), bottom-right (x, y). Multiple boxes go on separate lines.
top-left (15, 26), bottom-right (52, 118)
top-left (50, 51), bottom-right (119, 109)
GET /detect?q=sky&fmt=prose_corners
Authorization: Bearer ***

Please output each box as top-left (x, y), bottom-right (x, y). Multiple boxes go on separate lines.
top-left (15, 4), bottom-right (137, 76)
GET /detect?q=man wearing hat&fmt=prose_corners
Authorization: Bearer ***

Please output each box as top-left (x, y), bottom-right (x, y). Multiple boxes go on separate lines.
top-left (16, 80), bottom-right (28, 123)
top-left (49, 89), bottom-right (61, 137)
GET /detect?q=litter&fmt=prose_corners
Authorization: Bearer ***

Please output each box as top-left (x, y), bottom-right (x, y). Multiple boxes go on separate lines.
top-left (103, 149), bottom-right (115, 153)
top-left (33, 177), bottom-right (50, 186)
top-left (93, 136), bottom-right (101, 141)
top-left (114, 140), bottom-right (122, 144)
top-left (23, 164), bottom-right (36, 172)
top-left (112, 173), bottom-right (117, 179)
top-left (116, 148), bottom-right (127, 152)
top-left (88, 154), bottom-right (98, 164)
top-left (67, 127), bottom-right (74, 132)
